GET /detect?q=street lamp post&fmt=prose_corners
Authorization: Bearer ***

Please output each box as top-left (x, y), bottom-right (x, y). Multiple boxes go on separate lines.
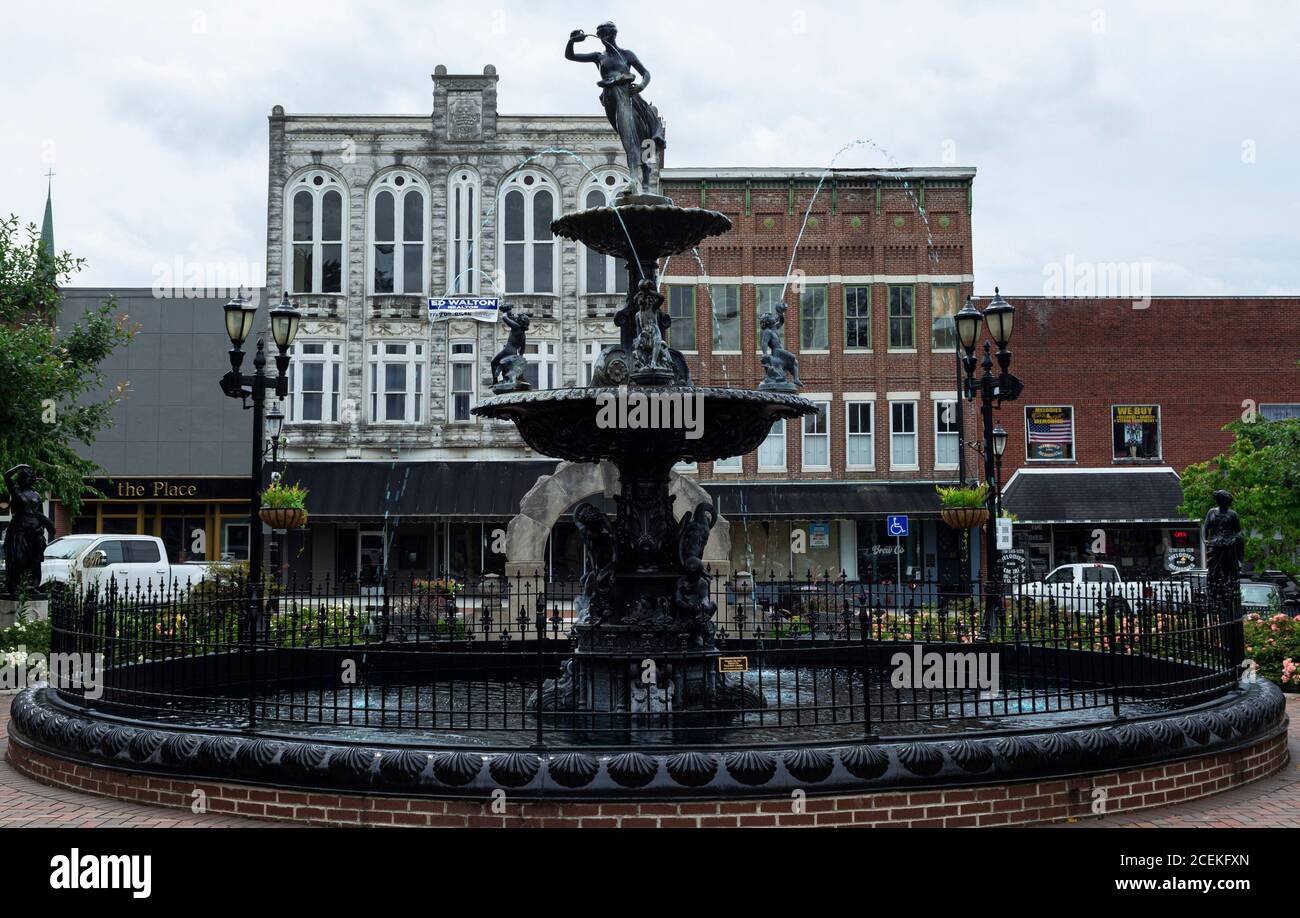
top-left (955, 289), bottom-right (1023, 638)
top-left (220, 292), bottom-right (300, 644)
top-left (265, 404), bottom-right (286, 587)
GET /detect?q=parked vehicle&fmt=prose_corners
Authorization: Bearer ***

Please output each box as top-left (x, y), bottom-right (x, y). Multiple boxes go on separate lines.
top-left (1008, 562), bottom-right (1190, 615)
top-left (41, 535), bottom-right (209, 595)
top-left (1238, 580), bottom-right (1282, 615)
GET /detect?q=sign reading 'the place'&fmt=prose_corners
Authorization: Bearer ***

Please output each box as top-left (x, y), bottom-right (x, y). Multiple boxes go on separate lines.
top-left (428, 297), bottom-right (502, 323)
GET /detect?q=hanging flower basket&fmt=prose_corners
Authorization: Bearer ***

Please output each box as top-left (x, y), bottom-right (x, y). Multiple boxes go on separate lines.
top-left (941, 506), bottom-right (989, 529)
top-left (260, 507), bottom-right (309, 529)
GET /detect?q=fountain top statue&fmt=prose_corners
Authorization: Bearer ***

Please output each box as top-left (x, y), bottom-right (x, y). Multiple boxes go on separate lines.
top-left (566, 21), bottom-right (666, 198)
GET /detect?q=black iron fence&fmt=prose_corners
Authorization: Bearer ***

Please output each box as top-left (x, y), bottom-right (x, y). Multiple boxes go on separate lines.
top-left (45, 569), bottom-right (1243, 747)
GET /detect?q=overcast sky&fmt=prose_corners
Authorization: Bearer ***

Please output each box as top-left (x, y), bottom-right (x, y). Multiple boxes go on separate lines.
top-left (1, 0), bottom-right (1296, 296)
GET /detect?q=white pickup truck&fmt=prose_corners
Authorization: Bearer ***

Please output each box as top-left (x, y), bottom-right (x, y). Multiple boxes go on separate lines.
top-left (1008, 562), bottom-right (1191, 615)
top-left (41, 535), bottom-right (209, 595)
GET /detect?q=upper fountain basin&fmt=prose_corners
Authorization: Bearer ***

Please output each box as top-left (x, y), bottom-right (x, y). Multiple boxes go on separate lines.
top-left (474, 386), bottom-right (815, 465)
top-left (551, 202), bottom-right (732, 263)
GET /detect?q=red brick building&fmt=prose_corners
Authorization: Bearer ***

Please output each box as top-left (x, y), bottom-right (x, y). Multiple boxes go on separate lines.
top-left (999, 296), bottom-right (1300, 577)
top-left (660, 167), bottom-right (978, 584)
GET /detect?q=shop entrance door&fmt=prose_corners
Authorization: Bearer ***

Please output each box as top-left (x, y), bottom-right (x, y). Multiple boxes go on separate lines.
top-left (358, 531), bottom-right (385, 587)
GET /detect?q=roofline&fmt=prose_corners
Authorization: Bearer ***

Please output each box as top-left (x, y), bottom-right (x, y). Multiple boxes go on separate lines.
top-left (662, 166), bottom-right (976, 181)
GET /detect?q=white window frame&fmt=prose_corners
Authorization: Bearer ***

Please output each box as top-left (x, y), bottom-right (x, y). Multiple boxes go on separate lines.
top-left (755, 285), bottom-right (785, 354)
top-left (499, 170), bottom-right (559, 295)
top-left (448, 167), bottom-right (480, 294)
top-left (933, 397), bottom-right (960, 471)
top-left (523, 340), bottom-right (559, 391)
top-left (799, 284), bottom-right (829, 352)
top-left (844, 398), bottom-right (876, 471)
top-left (286, 340), bottom-right (344, 424)
top-left (801, 398), bottom-right (831, 471)
top-left (285, 170), bottom-right (346, 295)
top-left (582, 339), bottom-right (616, 386)
top-left (713, 454), bottom-right (743, 474)
top-left (580, 171), bottom-right (630, 294)
top-left (710, 284), bottom-right (742, 353)
top-left (665, 285), bottom-right (698, 353)
top-left (449, 341), bottom-right (477, 423)
top-left (889, 400), bottom-right (919, 470)
top-left (1025, 405), bottom-right (1077, 462)
top-left (844, 285), bottom-right (872, 351)
top-left (368, 170), bottom-right (429, 296)
top-left (368, 340), bottom-right (426, 424)
top-left (758, 418), bottom-right (787, 472)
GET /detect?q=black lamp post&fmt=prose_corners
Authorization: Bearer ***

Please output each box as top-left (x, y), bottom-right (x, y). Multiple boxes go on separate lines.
top-left (265, 403), bottom-right (286, 586)
top-left (220, 291), bottom-right (300, 638)
top-left (956, 289), bottom-right (1023, 638)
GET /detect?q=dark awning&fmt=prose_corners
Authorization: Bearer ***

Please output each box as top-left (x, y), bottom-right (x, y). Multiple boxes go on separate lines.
top-left (1002, 469), bottom-right (1189, 525)
top-left (279, 460), bottom-right (559, 518)
top-left (703, 481), bottom-right (944, 519)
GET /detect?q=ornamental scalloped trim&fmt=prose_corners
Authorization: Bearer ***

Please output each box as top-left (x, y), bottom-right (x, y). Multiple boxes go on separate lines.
top-left (1178, 715), bottom-right (1211, 745)
top-left (606, 751), bottom-right (659, 788)
top-left (840, 744), bottom-right (889, 780)
top-left (995, 735), bottom-right (1042, 772)
top-left (666, 751), bottom-right (719, 787)
top-left (57, 716), bottom-right (85, 749)
top-left (898, 741), bottom-right (945, 777)
top-left (947, 739), bottom-right (994, 774)
top-left (327, 746), bottom-right (377, 786)
top-left (432, 751), bottom-right (483, 787)
top-left (39, 710), bottom-right (63, 744)
top-left (379, 748), bottom-right (432, 786)
top-left (782, 747), bottom-right (835, 784)
top-left (1224, 704), bottom-right (1251, 735)
top-left (1147, 718), bottom-right (1184, 751)
top-left (101, 726), bottom-right (136, 760)
top-left (548, 753), bottom-right (601, 789)
top-left (1112, 723), bottom-right (1156, 758)
top-left (128, 730), bottom-right (164, 765)
top-left (724, 750), bottom-right (778, 786)
top-left (1035, 732), bottom-right (1081, 768)
top-left (280, 743), bottom-right (327, 780)
top-left (488, 752), bottom-right (542, 789)
top-left (1205, 711), bottom-right (1234, 741)
top-left (235, 738), bottom-right (283, 777)
top-left (159, 732), bottom-right (201, 768)
top-left (196, 735), bottom-right (243, 772)
top-left (1077, 727), bottom-right (1119, 763)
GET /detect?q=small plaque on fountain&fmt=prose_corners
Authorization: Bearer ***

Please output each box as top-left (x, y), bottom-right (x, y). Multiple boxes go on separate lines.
top-left (718, 656), bottom-right (749, 673)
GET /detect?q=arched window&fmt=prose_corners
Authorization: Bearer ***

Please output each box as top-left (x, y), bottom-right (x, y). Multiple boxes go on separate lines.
top-left (448, 168), bottom-right (480, 294)
top-left (287, 171), bottom-right (345, 294)
top-left (581, 171), bottom-right (629, 294)
top-left (369, 170), bottom-right (428, 295)
top-left (499, 170), bottom-right (556, 294)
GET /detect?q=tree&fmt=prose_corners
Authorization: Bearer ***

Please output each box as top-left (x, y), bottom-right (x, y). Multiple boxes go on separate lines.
top-left (1180, 418), bottom-right (1300, 579)
top-left (0, 215), bottom-right (134, 518)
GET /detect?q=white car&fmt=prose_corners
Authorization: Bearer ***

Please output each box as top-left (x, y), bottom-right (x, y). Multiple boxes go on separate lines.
top-left (1009, 562), bottom-right (1191, 615)
top-left (42, 535), bottom-right (209, 596)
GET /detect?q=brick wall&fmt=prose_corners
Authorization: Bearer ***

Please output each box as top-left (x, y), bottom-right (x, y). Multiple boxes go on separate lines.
top-left (7, 729), bottom-right (1286, 828)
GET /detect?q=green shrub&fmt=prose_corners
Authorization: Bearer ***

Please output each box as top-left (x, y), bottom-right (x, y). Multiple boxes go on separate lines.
top-left (936, 483), bottom-right (990, 509)
top-left (1244, 612), bottom-right (1300, 693)
top-left (260, 481), bottom-right (308, 509)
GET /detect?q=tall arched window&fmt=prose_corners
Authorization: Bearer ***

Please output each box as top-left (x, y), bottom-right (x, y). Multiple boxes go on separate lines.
top-left (448, 168), bottom-right (480, 294)
top-left (287, 170), bottom-right (345, 294)
top-left (500, 170), bottom-right (556, 294)
top-left (369, 170), bottom-right (428, 295)
top-left (581, 171), bottom-right (629, 294)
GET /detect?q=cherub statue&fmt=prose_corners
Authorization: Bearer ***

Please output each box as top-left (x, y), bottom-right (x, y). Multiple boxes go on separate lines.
top-left (759, 301), bottom-right (803, 391)
top-left (565, 22), bottom-right (666, 195)
top-left (490, 304), bottom-right (531, 392)
top-left (631, 280), bottom-right (673, 379)
top-left (677, 502), bottom-right (716, 568)
top-left (674, 557), bottom-right (718, 648)
top-left (4, 465), bottom-right (56, 597)
top-left (573, 501), bottom-right (617, 623)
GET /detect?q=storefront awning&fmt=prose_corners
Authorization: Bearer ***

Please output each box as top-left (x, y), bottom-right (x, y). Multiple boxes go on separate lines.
top-left (1002, 468), bottom-right (1189, 525)
top-left (703, 481), bottom-right (944, 519)
top-left (279, 461), bottom-right (559, 518)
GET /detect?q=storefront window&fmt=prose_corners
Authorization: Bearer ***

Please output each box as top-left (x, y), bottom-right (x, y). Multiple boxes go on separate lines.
top-left (1025, 405), bottom-right (1075, 461)
top-left (221, 519), bottom-right (250, 561)
top-left (1112, 405), bottom-right (1161, 460)
top-left (855, 519), bottom-right (922, 584)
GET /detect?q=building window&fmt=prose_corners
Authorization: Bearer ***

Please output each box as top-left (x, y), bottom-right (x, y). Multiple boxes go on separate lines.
top-left (711, 285), bottom-right (741, 352)
top-left (369, 170), bottom-right (428, 295)
top-left (1112, 405), bottom-right (1161, 460)
top-left (666, 286), bottom-right (697, 351)
top-left (449, 342), bottom-right (476, 422)
top-left (448, 168), bottom-right (480, 294)
top-left (890, 401), bottom-right (918, 468)
top-left (800, 285), bottom-right (828, 350)
top-left (1259, 404), bottom-right (1300, 421)
top-left (846, 401), bottom-right (874, 470)
top-left (287, 170), bottom-right (345, 294)
top-left (935, 400), bottom-right (960, 469)
top-left (501, 170), bottom-right (556, 294)
top-left (713, 455), bottom-right (742, 473)
top-left (523, 340), bottom-right (559, 390)
top-left (368, 341), bottom-right (426, 423)
top-left (802, 401), bottom-right (830, 470)
top-left (583, 339), bottom-right (616, 385)
top-left (756, 285), bottom-right (785, 350)
top-left (845, 286), bottom-right (871, 350)
top-left (888, 285), bottom-right (915, 349)
top-left (286, 341), bottom-right (343, 423)
top-left (758, 418), bottom-right (786, 471)
top-left (931, 285), bottom-right (959, 351)
top-left (1026, 405), bottom-right (1076, 461)
top-left (581, 172), bottom-right (629, 294)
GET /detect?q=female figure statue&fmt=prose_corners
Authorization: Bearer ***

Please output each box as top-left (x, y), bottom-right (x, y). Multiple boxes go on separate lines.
top-left (1203, 489), bottom-right (1244, 589)
top-left (566, 22), bottom-right (666, 195)
top-left (3, 465), bottom-right (56, 597)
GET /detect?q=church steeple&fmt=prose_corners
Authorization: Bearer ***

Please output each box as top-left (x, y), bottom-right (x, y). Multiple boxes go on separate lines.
top-left (40, 170), bottom-right (55, 257)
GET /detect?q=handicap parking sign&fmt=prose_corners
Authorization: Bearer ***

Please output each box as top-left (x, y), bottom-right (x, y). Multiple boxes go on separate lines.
top-left (887, 515), bottom-right (909, 537)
